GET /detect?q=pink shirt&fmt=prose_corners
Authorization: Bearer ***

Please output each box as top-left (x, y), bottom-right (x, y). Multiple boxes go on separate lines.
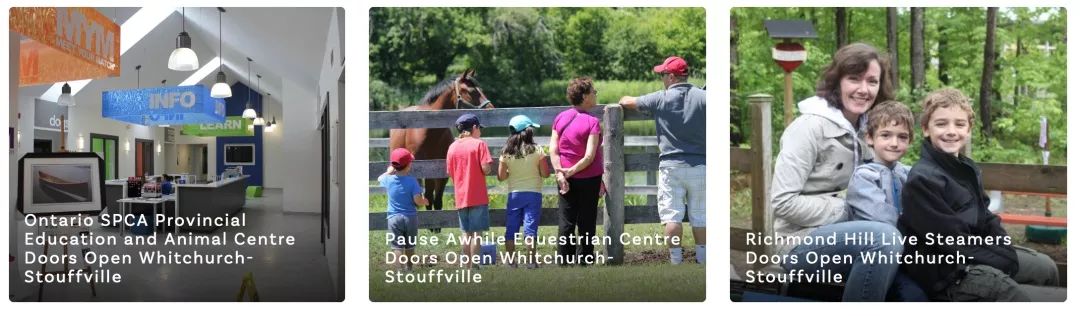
top-left (552, 108), bottom-right (604, 179)
top-left (446, 137), bottom-right (493, 209)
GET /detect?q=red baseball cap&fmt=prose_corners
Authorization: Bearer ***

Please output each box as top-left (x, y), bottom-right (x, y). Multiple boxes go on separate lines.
top-left (390, 148), bottom-right (414, 169)
top-left (653, 56), bottom-right (689, 76)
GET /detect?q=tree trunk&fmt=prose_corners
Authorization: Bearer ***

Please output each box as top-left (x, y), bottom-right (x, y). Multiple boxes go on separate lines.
top-left (1014, 27), bottom-right (1023, 109)
top-left (886, 8), bottom-right (900, 88)
top-left (731, 12), bottom-right (742, 145)
top-left (979, 7), bottom-right (998, 137)
top-left (910, 7), bottom-right (926, 94)
top-left (836, 8), bottom-right (848, 49)
top-left (938, 10), bottom-right (950, 86)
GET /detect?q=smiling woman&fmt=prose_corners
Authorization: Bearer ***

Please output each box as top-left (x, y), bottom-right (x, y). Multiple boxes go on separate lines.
top-left (767, 43), bottom-right (918, 302)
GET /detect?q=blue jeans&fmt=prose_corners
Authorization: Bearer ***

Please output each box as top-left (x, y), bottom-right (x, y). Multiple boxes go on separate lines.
top-left (457, 205), bottom-right (490, 232)
top-left (889, 272), bottom-right (928, 302)
top-left (784, 221), bottom-right (904, 301)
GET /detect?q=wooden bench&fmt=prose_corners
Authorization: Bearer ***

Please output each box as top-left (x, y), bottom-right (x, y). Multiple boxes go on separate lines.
top-left (998, 213), bottom-right (1067, 227)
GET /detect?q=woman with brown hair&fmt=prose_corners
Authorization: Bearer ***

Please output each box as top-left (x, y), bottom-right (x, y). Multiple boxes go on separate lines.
top-left (768, 43), bottom-right (921, 301)
top-left (549, 76), bottom-right (604, 266)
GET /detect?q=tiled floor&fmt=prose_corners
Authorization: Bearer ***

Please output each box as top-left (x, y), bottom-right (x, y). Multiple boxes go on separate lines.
top-left (10, 188), bottom-right (336, 302)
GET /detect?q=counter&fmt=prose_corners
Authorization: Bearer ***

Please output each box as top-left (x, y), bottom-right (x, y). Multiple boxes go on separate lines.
top-left (174, 175), bottom-right (248, 232)
top-left (104, 175), bottom-right (249, 233)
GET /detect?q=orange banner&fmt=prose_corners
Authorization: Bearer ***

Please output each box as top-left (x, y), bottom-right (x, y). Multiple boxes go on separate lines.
top-left (10, 7), bottom-right (121, 86)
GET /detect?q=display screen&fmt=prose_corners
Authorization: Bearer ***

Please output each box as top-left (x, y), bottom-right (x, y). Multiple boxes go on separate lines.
top-left (225, 144), bottom-right (254, 165)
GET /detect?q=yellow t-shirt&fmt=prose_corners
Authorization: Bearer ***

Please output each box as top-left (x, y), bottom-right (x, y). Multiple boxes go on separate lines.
top-left (501, 147), bottom-right (546, 193)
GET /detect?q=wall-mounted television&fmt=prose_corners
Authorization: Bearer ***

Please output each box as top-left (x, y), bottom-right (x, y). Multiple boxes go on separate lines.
top-left (17, 152), bottom-right (106, 215)
top-left (224, 143), bottom-right (255, 165)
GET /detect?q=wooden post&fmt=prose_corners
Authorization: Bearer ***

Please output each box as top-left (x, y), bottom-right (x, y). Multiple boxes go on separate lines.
top-left (646, 145), bottom-right (658, 207)
top-left (602, 105), bottom-right (625, 265)
top-left (784, 72), bottom-right (793, 126)
top-left (748, 94), bottom-right (774, 260)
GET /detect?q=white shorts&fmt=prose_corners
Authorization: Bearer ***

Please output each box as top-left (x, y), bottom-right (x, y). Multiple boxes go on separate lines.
top-left (657, 165), bottom-right (706, 227)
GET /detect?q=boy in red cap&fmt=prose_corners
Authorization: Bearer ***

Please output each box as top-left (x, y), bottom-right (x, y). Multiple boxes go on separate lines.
top-left (380, 148), bottom-right (429, 271)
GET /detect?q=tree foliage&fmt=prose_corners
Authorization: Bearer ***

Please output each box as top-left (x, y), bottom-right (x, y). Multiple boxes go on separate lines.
top-left (731, 8), bottom-right (1067, 164)
top-left (370, 7), bottom-right (706, 108)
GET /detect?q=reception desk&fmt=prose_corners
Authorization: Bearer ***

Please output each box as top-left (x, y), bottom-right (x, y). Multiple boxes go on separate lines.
top-left (104, 175), bottom-right (248, 233)
top-left (175, 175), bottom-right (249, 232)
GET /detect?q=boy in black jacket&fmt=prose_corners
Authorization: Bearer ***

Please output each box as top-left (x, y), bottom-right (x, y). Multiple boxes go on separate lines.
top-left (899, 88), bottom-right (1060, 301)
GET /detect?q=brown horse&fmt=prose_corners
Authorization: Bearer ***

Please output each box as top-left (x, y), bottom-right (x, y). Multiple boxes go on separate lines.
top-left (389, 69), bottom-right (493, 219)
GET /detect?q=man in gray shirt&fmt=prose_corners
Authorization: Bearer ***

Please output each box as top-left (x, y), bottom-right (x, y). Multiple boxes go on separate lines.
top-left (618, 56), bottom-right (706, 265)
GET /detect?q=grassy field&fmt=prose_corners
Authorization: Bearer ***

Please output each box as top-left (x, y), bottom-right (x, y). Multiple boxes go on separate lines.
top-left (370, 263), bottom-right (705, 302)
top-left (368, 223), bottom-right (706, 302)
top-left (368, 171), bottom-right (707, 301)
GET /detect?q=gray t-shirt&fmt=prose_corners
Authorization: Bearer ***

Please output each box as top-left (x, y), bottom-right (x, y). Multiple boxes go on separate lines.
top-left (635, 83), bottom-right (706, 168)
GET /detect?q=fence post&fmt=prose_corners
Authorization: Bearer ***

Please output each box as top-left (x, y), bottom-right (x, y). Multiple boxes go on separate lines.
top-left (646, 144), bottom-right (658, 207)
top-left (603, 104), bottom-right (625, 265)
top-left (748, 94), bottom-right (774, 261)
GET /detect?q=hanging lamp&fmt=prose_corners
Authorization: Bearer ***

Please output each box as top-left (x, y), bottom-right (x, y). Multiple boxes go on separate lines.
top-left (167, 7), bottom-right (199, 71)
top-left (210, 7), bottom-right (232, 98)
top-left (242, 57), bottom-right (257, 119)
top-left (252, 74), bottom-right (265, 125)
top-left (264, 92), bottom-right (276, 132)
top-left (57, 82), bottom-right (75, 106)
top-left (265, 116), bottom-right (276, 132)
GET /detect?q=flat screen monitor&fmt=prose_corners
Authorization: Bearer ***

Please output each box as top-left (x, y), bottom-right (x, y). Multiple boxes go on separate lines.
top-left (224, 144), bottom-right (255, 165)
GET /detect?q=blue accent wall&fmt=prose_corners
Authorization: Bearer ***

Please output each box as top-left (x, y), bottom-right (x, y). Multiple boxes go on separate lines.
top-left (216, 82), bottom-right (263, 186)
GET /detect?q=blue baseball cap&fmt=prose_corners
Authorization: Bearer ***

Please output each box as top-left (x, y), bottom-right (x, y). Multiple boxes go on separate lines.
top-left (509, 115), bottom-right (541, 133)
top-left (455, 113), bottom-right (483, 132)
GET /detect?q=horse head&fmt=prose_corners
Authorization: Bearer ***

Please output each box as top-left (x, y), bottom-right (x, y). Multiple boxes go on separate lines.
top-left (453, 69), bottom-right (494, 109)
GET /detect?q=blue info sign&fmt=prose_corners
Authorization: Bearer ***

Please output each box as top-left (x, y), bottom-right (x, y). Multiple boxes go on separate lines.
top-left (102, 85), bottom-right (226, 126)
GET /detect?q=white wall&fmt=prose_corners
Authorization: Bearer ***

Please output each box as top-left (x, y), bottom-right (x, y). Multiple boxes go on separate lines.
top-left (320, 7), bottom-right (346, 302)
top-left (280, 77), bottom-right (320, 214)
top-left (262, 96), bottom-right (285, 189)
top-left (9, 30), bottom-right (25, 298)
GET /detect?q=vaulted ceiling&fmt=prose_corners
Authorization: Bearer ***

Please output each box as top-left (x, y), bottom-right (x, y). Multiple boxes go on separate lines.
top-left (17, 7), bottom-right (335, 107)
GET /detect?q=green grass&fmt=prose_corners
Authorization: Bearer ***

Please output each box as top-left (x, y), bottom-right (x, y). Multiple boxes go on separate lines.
top-left (369, 171), bottom-right (654, 211)
top-left (369, 263), bottom-right (705, 302)
top-left (369, 223), bottom-right (705, 302)
top-left (369, 223), bottom-right (686, 261)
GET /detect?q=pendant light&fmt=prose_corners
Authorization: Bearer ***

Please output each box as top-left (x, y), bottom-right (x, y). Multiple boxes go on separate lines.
top-left (252, 74), bottom-right (265, 125)
top-left (242, 57), bottom-right (257, 119)
top-left (210, 7), bottom-right (232, 98)
top-left (265, 116), bottom-right (276, 132)
top-left (264, 92), bottom-right (276, 132)
top-left (57, 82), bottom-right (75, 106)
top-left (167, 7), bottom-right (199, 71)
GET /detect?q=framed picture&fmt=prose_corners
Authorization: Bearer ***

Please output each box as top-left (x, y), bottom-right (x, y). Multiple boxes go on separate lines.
top-left (17, 152), bottom-right (106, 215)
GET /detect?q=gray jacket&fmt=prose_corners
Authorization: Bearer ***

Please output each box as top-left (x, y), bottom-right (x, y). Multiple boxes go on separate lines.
top-left (770, 96), bottom-right (869, 255)
top-left (846, 161), bottom-right (910, 226)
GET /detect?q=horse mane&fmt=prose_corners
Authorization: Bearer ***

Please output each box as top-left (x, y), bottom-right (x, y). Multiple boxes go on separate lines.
top-left (419, 75), bottom-right (480, 105)
top-left (420, 78), bottom-right (457, 105)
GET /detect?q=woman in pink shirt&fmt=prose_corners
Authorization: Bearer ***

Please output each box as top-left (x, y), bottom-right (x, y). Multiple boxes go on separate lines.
top-left (549, 76), bottom-right (604, 266)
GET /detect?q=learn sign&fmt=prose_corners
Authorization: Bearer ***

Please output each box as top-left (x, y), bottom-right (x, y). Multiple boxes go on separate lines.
top-left (181, 116), bottom-right (253, 137)
top-left (102, 85), bottom-right (226, 126)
